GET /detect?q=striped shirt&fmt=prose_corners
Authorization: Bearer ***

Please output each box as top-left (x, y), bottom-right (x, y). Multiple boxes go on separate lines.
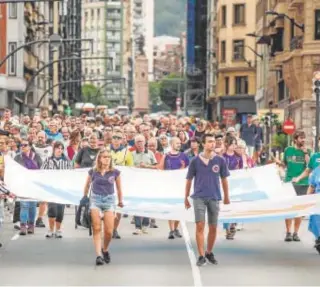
top-left (41, 156), bottom-right (73, 170)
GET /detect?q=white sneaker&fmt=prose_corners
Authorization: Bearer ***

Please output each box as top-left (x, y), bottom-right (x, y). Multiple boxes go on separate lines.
top-left (55, 230), bottom-right (62, 238)
top-left (45, 231), bottom-right (55, 238)
top-left (133, 228), bottom-right (142, 235)
top-left (142, 226), bottom-right (148, 234)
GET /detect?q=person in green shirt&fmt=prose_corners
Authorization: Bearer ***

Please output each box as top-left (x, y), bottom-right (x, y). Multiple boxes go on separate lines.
top-left (292, 152), bottom-right (320, 183)
top-left (281, 131), bottom-right (310, 242)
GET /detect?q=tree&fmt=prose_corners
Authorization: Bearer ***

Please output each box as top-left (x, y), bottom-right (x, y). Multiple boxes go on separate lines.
top-left (81, 84), bottom-right (102, 104)
top-left (159, 73), bottom-right (185, 111)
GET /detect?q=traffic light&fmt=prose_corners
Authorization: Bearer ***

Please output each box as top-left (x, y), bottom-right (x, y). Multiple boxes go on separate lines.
top-left (313, 78), bottom-right (320, 94)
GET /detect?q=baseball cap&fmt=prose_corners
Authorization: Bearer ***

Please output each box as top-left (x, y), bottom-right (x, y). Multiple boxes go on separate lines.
top-left (227, 127), bottom-right (236, 133)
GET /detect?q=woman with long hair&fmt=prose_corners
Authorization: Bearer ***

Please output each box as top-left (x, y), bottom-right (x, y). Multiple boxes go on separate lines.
top-left (222, 135), bottom-right (243, 240)
top-left (82, 148), bottom-right (124, 265)
top-left (41, 141), bottom-right (73, 238)
top-left (66, 129), bottom-right (81, 161)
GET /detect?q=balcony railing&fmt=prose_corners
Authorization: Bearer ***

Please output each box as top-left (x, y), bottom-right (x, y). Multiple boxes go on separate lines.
top-left (290, 35), bottom-right (304, 51)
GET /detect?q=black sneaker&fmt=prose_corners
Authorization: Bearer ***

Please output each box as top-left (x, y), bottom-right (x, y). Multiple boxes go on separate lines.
top-left (285, 232), bottom-right (293, 242)
top-left (196, 256), bottom-right (206, 266)
top-left (205, 252), bottom-right (218, 265)
top-left (168, 231), bottom-right (175, 239)
top-left (112, 230), bottom-right (121, 239)
top-left (102, 250), bottom-right (111, 264)
top-left (36, 218), bottom-right (46, 228)
top-left (95, 256), bottom-right (104, 266)
top-left (292, 232), bottom-right (301, 242)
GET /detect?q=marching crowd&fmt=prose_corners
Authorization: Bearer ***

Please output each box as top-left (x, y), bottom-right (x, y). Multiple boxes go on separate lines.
top-left (0, 107), bottom-right (319, 267)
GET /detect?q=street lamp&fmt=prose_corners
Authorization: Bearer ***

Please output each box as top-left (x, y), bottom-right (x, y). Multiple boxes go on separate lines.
top-left (265, 10), bottom-right (304, 32)
top-left (23, 56), bottom-right (113, 113)
top-left (0, 35), bottom-right (94, 68)
top-left (234, 42), bottom-right (263, 59)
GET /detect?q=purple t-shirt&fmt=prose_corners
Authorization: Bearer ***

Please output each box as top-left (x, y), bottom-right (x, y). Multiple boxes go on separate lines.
top-left (222, 153), bottom-right (243, 170)
top-left (186, 155), bottom-right (230, 200)
top-left (88, 168), bottom-right (120, 196)
top-left (164, 152), bottom-right (189, 170)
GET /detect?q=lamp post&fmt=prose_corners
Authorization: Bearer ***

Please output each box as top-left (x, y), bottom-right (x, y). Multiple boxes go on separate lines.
top-left (0, 35), bottom-right (94, 69)
top-left (23, 56), bottom-right (113, 113)
top-left (265, 10), bottom-right (304, 32)
top-left (37, 77), bottom-right (122, 108)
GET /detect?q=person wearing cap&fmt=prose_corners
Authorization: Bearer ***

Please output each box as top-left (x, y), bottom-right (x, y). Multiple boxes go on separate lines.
top-left (226, 127), bottom-right (237, 138)
top-left (278, 130), bottom-right (311, 242)
top-left (240, 114), bottom-right (257, 158)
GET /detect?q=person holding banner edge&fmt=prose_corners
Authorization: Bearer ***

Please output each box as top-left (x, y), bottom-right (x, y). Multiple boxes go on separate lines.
top-left (185, 133), bottom-right (230, 266)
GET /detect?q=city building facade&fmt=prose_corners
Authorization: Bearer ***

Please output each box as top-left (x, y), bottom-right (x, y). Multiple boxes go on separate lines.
top-left (257, 0), bottom-right (320, 146)
top-left (213, 0), bottom-right (257, 124)
top-left (0, 2), bottom-right (26, 114)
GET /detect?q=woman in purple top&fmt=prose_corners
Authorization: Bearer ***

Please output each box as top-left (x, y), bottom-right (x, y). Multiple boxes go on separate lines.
top-left (160, 137), bottom-right (189, 239)
top-left (222, 135), bottom-right (243, 240)
top-left (82, 148), bottom-right (124, 266)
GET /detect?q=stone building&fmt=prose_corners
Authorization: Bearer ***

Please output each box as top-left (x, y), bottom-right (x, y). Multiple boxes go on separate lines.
top-left (258, 0), bottom-right (320, 146)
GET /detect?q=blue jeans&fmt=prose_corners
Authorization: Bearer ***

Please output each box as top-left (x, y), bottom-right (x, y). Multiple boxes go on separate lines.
top-left (20, 201), bottom-right (37, 225)
top-left (135, 216), bottom-right (150, 229)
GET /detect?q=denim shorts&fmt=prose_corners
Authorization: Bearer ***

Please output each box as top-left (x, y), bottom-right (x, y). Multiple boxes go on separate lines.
top-left (193, 198), bottom-right (220, 225)
top-left (90, 193), bottom-right (115, 212)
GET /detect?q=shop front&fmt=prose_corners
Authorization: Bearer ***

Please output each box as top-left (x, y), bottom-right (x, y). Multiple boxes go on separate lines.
top-left (217, 95), bottom-right (257, 126)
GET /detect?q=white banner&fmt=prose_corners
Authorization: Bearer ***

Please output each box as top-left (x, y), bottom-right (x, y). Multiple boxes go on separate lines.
top-left (4, 156), bottom-right (320, 223)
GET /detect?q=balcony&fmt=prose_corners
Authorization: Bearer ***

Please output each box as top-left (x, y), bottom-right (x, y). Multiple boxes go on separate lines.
top-left (289, 0), bottom-right (304, 9)
top-left (106, 24), bottom-right (121, 30)
top-left (107, 13), bottom-right (120, 20)
top-left (24, 50), bottom-right (38, 71)
top-left (107, 35), bottom-right (121, 42)
top-left (290, 35), bottom-right (304, 51)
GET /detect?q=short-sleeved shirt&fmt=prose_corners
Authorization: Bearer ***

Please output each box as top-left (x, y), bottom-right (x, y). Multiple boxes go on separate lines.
top-left (284, 146), bottom-right (311, 185)
top-left (132, 149), bottom-right (157, 166)
top-left (308, 166), bottom-right (320, 194)
top-left (88, 168), bottom-right (120, 195)
top-left (307, 153), bottom-right (320, 171)
top-left (109, 146), bottom-right (134, 167)
top-left (223, 153), bottom-right (243, 170)
top-left (186, 154), bottom-right (230, 200)
top-left (164, 152), bottom-right (189, 170)
top-left (75, 147), bottom-right (99, 168)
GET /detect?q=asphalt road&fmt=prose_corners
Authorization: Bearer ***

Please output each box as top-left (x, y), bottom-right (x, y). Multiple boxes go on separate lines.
top-left (0, 208), bottom-right (319, 286)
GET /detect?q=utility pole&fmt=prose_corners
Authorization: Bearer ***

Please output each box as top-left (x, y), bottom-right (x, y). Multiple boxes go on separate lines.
top-left (313, 71), bottom-right (320, 152)
top-left (53, 1), bottom-right (60, 106)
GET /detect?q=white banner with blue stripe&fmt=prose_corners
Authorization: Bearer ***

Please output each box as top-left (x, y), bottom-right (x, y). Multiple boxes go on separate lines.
top-left (3, 156), bottom-right (320, 223)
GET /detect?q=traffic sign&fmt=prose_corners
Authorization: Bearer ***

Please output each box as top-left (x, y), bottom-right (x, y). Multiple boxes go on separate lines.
top-left (282, 119), bottom-right (296, 135)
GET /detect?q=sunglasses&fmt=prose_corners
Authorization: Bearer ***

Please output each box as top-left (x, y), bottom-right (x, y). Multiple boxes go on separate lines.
top-left (21, 144), bottom-right (29, 147)
top-left (112, 136), bottom-right (122, 140)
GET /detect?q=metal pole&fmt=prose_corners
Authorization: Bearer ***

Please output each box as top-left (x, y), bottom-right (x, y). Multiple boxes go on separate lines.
top-left (315, 91), bottom-right (319, 152)
top-left (22, 56), bottom-right (113, 113)
top-left (0, 38), bottom-right (93, 69)
top-left (37, 77), bottom-right (115, 107)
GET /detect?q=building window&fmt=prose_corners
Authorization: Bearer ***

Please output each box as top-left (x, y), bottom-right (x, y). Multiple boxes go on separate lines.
top-left (233, 4), bottom-right (245, 25)
top-left (97, 8), bottom-right (100, 20)
top-left (85, 67), bottom-right (88, 74)
top-left (315, 10), bottom-right (320, 40)
top-left (97, 68), bottom-right (100, 75)
top-left (225, 77), bottom-right (229, 95)
top-left (91, 9), bottom-right (94, 19)
top-left (221, 41), bottom-right (226, 62)
top-left (9, 3), bottom-right (17, 18)
top-left (8, 42), bottom-right (17, 76)
top-left (233, 39), bottom-right (244, 60)
top-left (221, 6), bottom-right (227, 27)
top-left (85, 11), bottom-right (88, 22)
top-left (235, 76), bottom-right (248, 94)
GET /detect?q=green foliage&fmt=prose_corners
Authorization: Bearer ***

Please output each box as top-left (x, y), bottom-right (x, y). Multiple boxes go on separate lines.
top-left (81, 84), bottom-right (111, 105)
top-left (155, 0), bottom-right (186, 36)
top-left (272, 133), bottom-right (288, 150)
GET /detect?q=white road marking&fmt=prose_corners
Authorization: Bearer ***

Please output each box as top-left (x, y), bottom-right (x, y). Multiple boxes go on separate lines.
top-left (11, 233), bottom-right (19, 241)
top-left (181, 221), bottom-right (203, 287)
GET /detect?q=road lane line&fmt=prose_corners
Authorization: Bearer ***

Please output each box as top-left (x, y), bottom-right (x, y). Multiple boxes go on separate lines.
top-left (181, 221), bottom-right (203, 287)
top-left (11, 233), bottom-right (19, 241)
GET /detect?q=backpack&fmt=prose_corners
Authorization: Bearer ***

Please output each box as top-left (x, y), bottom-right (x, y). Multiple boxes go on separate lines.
top-left (76, 196), bottom-right (92, 236)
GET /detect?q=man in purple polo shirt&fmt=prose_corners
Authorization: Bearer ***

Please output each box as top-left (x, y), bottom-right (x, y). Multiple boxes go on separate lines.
top-left (185, 133), bottom-right (230, 266)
